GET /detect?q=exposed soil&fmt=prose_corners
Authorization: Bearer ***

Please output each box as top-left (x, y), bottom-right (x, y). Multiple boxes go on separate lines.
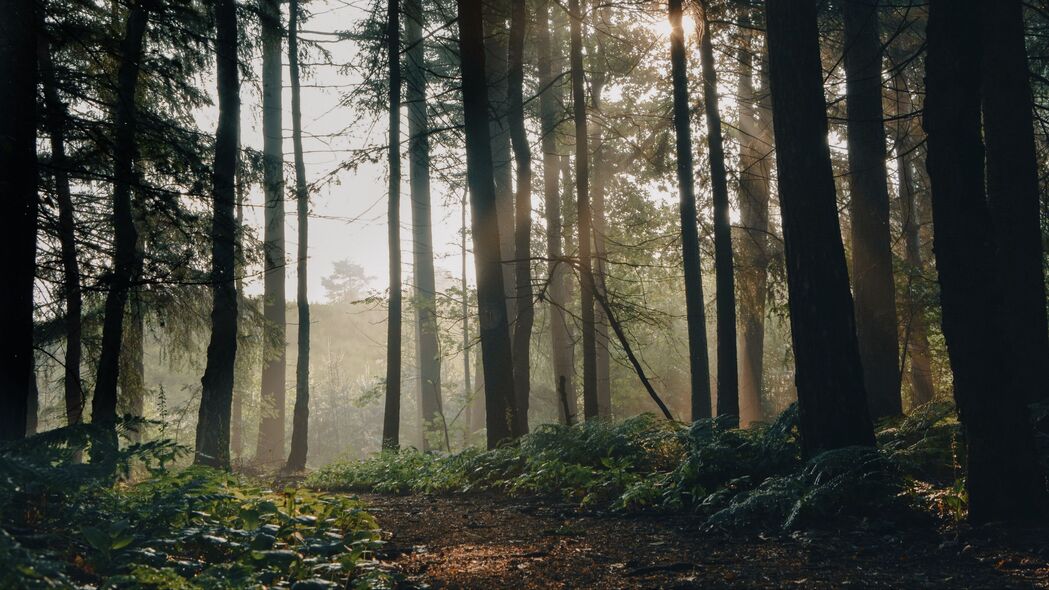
top-left (357, 492), bottom-right (1049, 589)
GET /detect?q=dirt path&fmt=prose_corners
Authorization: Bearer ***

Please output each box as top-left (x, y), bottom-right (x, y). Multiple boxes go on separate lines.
top-left (357, 492), bottom-right (1049, 589)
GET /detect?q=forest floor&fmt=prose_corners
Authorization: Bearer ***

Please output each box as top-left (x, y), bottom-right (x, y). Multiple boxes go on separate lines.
top-left (357, 492), bottom-right (1049, 589)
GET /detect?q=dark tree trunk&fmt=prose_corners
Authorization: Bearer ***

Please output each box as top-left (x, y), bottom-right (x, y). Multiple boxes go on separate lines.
top-left (891, 71), bottom-right (935, 407)
top-left (537, 0), bottom-right (576, 425)
top-left (120, 294), bottom-right (145, 441)
top-left (405, 0), bottom-right (445, 451)
top-left (669, 0), bottom-right (713, 422)
top-left (458, 0), bottom-right (517, 447)
top-left (734, 28), bottom-right (772, 427)
top-left (39, 33), bottom-right (84, 428)
top-left (382, 0), bottom-right (403, 451)
top-left (764, 0), bottom-right (874, 454)
top-left (570, 0), bottom-right (598, 421)
top-left (980, 0), bottom-right (1049, 409)
top-left (924, 0), bottom-right (1048, 523)
top-left (92, 2), bottom-right (149, 443)
top-left (286, 0), bottom-right (310, 471)
top-left (590, 11), bottom-right (612, 420)
top-left (232, 177), bottom-right (246, 462)
top-left (195, 0), bottom-right (240, 470)
top-left (508, 0), bottom-right (533, 437)
top-left (698, 2), bottom-right (738, 418)
top-left (257, 0), bottom-right (287, 464)
top-left (842, 0), bottom-right (901, 419)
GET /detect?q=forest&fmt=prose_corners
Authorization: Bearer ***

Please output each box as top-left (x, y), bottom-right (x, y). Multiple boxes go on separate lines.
top-left (3, 0), bottom-right (1049, 586)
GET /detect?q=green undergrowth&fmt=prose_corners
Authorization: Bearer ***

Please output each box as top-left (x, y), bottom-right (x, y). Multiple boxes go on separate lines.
top-left (1, 421), bottom-right (393, 589)
top-left (308, 402), bottom-right (966, 531)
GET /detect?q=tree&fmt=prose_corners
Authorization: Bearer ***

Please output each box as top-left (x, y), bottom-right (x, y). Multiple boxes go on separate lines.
top-left (668, 0), bottom-right (712, 422)
top-left (570, 0), bottom-right (598, 421)
top-left (286, 0), bottom-right (311, 471)
top-left (195, 0), bottom-right (240, 469)
top-left (764, 0), bottom-right (874, 454)
top-left (841, 0), bottom-right (901, 419)
top-left (734, 25), bottom-right (773, 427)
top-left (698, 1), bottom-right (737, 418)
top-left (923, 0), bottom-right (1047, 523)
top-left (382, 0), bottom-right (403, 451)
top-left (257, 0), bottom-right (287, 464)
top-left (508, 0), bottom-right (533, 437)
top-left (457, 0), bottom-right (517, 447)
top-left (92, 1), bottom-right (150, 441)
top-left (0, 0), bottom-right (38, 441)
top-left (536, 0), bottom-right (576, 425)
top-left (405, 0), bottom-right (445, 450)
top-left (589, 7), bottom-right (612, 420)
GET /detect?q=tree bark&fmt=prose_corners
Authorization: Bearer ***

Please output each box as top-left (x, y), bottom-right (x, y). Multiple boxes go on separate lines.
top-left (764, 0), bottom-right (874, 455)
top-left (980, 0), bottom-right (1049, 409)
top-left (382, 0), bottom-right (403, 451)
top-left (286, 0), bottom-right (311, 471)
top-left (698, 2), bottom-right (738, 418)
top-left (734, 28), bottom-right (772, 427)
top-left (924, 0), bottom-right (1048, 523)
top-left (458, 0), bottom-right (518, 447)
top-left (569, 0), bottom-right (598, 421)
top-left (39, 32), bottom-right (84, 429)
top-left (196, 0), bottom-right (240, 470)
top-left (404, 0), bottom-right (445, 450)
top-left (120, 294), bottom-right (145, 441)
top-left (92, 2), bottom-right (149, 444)
top-left (842, 0), bottom-right (901, 419)
top-left (537, 0), bottom-right (576, 425)
top-left (508, 0), bottom-right (533, 437)
top-left (669, 0), bottom-right (713, 422)
top-left (590, 10), bottom-right (612, 420)
top-left (256, 0), bottom-right (287, 464)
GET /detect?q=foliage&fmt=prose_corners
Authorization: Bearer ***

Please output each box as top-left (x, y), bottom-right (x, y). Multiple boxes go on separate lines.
top-left (0, 428), bottom-right (391, 589)
top-left (310, 403), bottom-right (968, 531)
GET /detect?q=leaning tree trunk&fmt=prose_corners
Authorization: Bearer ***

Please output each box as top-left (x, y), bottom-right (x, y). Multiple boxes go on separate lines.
top-left (195, 0), bottom-right (240, 470)
top-left (382, 0), bottom-right (403, 451)
top-left (699, 2), bottom-right (738, 418)
top-left (537, 0), bottom-right (576, 425)
top-left (764, 0), bottom-right (874, 455)
top-left (569, 0), bottom-right (598, 421)
top-left (669, 0), bottom-right (713, 422)
top-left (458, 0), bottom-right (518, 447)
top-left (92, 2), bottom-right (149, 447)
top-left (734, 28), bottom-right (773, 427)
top-left (924, 0), bottom-right (1048, 523)
top-left (405, 0), bottom-right (445, 450)
top-left (508, 0), bottom-right (533, 437)
top-left (842, 0), bottom-right (901, 419)
top-left (891, 70), bottom-right (935, 407)
top-left (256, 0), bottom-right (287, 464)
top-left (39, 33), bottom-right (84, 429)
top-left (286, 0), bottom-right (311, 471)
top-left (980, 0), bottom-right (1049, 409)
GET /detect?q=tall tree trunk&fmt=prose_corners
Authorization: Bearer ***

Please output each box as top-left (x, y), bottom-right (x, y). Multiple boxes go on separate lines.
top-left (842, 0), bottom-right (901, 419)
top-left (382, 0), bottom-right (403, 451)
top-left (286, 0), bottom-right (311, 471)
top-left (458, 0), bottom-right (517, 447)
top-left (256, 0), bottom-right (287, 464)
top-left (537, 0), bottom-right (576, 425)
top-left (406, 0), bottom-right (445, 450)
top-left (120, 293), bottom-right (145, 441)
top-left (508, 0), bottom-right (533, 437)
top-left (669, 0), bottom-right (713, 422)
top-left (590, 11), bottom-right (612, 420)
top-left (764, 0), bottom-right (874, 455)
top-left (232, 178), bottom-right (246, 461)
top-left (699, 2), bottom-right (738, 418)
top-left (890, 70), bottom-right (934, 407)
top-left (569, 0), bottom-right (598, 421)
top-left (980, 0), bottom-right (1049, 409)
top-left (461, 192), bottom-right (476, 443)
top-left (195, 0), bottom-right (240, 470)
top-left (924, 0), bottom-right (1048, 523)
top-left (39, 33), bottom-right (84, 429)
top-left (92, 2), bottom-right (149, 445)
top-left (734, 28), bottom-right (772, 427)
